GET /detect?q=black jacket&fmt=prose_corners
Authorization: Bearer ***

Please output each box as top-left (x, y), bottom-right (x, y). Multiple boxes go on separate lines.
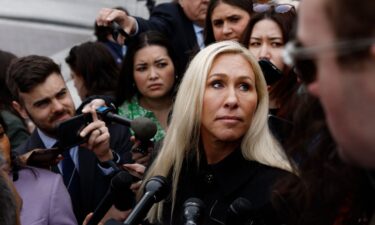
top-left (160, 149), bottom-right (289, 225)
top-left (135, 2), bottom-right (200, 75)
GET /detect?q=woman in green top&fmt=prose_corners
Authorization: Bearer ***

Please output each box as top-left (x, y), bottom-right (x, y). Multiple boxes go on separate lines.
top-left (116, 31), bottom-right (181, 141)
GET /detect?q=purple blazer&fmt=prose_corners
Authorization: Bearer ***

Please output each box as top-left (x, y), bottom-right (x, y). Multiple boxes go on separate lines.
top-left (13, 167), bottom-right (77, 225)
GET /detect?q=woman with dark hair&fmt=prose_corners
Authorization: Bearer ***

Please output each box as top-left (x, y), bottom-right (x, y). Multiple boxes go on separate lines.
top-left (116, 31), bottom-right (181, 142)
top-left (204, 0), bottom-right (253, 46)
top-left (241, 5), bottom-right (298, 144)
top-left (65, 41), bottom-right (120, 101)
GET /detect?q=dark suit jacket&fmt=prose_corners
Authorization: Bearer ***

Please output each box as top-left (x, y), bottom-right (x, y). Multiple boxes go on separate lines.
top-left (14, 123), bottom-right (133, 224)
top-left (135, 2), bottom-right (200, 74)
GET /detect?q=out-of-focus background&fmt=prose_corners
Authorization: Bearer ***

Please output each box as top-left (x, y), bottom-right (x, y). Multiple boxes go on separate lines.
top-left (0, 0), bottom-right (170, 106)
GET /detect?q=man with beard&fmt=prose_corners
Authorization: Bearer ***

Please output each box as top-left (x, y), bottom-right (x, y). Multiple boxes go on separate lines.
top-left (6, 55), bottom-right (132, 224)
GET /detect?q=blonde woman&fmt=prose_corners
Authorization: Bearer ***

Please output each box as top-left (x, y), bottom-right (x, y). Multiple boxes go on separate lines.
top-left (141, 41), bottom-right (292, 225)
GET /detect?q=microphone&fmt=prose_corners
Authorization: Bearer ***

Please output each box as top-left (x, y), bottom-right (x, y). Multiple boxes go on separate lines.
top-left (88, 171), bottom-right (135, 225)
top-left (225, 197), bottom-right (253, 225)
top-left (123, 176), bottom-right (170, 225)
top-left (96, 106), bottom-right (157, 154)
top-left (183, 198), bottom-right (205, 225)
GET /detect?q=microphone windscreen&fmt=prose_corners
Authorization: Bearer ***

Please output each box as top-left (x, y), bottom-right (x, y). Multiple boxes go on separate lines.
top-left (183, 197), bottom-right (205, 209)
top-left (144, 175), bottom-right (170, 202)
top-left (226, 197), bottom-right (253, 225)
top-left (183, 197), bottom-right (205, 223)
top-left (130, 117), bottom-right (157, 141)
top-left (110, 171), bottom-right (135, 211)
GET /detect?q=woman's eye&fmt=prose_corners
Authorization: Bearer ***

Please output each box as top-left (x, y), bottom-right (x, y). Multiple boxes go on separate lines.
top-left (213, 20), bottom-right (223, 27)
top-left (156, 62), bottom-right (167, 68)
top-left (271, 42), bottom-right (284, 48)
top-left (229, 16), bottom-right (240, 23)
top-left (135, 66), bottom-right (147, 72)
top-left (239, 83), bottom-right (250, 91)
top-left (249, 42), bottom-right (261, 47)
top-left (211, 81), bottom-right (223, 89)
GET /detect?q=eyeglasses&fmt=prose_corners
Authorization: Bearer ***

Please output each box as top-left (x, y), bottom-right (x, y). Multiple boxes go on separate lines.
top-left (253, 3), bottom-right (295, 14)
top-left (283, 38), bottom-right (375, 84)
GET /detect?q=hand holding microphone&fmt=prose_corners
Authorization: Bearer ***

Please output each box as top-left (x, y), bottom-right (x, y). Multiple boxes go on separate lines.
top-left (87, 171), bottom-right (135, 225)
top-left (96, 106), bottom-right (157, 157)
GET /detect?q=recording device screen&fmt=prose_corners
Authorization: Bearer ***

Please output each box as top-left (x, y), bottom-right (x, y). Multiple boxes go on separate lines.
top-left (258, 59), bottom-right (283, 85)
top-left (57, 113), bottom-right (93, 149)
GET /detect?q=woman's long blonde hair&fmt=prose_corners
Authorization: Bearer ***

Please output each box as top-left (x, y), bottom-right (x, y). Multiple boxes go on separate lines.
top-left (141, 41), bottom-right (291, 223)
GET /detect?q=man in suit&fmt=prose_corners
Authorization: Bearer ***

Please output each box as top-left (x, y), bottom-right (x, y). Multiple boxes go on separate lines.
top-left (6, 55), bottom-right (132, 224)
top-left (96, 0), bottom-right (209, 75)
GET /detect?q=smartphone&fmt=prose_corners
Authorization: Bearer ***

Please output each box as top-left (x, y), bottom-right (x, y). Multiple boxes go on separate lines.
top-left (57, 114), bottom-right (93, 149)
top-left (27, 148), bottom-right (64, 168)
top-left (258, 59), bottom-right (283, 85)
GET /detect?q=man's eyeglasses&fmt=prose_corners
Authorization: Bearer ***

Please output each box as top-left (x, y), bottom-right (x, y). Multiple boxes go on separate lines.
top-left (283, 38), bottom-right (375, 84)
top-left (253, 3), bottom-right (295, 14)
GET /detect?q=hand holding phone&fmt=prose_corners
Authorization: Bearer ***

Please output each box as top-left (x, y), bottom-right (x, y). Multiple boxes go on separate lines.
top-left (57, 114), bottom-right (93, 150)
top-left (25, 148), bottom-right (64, 169)
top-left (258, 59), bottom-right (283, 85)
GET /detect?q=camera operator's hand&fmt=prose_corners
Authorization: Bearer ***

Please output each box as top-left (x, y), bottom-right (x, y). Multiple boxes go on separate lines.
top-left (80, 106), bottom-right (113, 162)
top-left (96, 8), bottom-right (137, 38)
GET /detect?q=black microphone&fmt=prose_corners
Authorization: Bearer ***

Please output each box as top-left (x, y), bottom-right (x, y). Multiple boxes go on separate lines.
top-left (88, 171), bottom-right (135, 225)
top-left (183, 198), bottom-right (205, 225)
top-left (96, 106), bottom-right (157, 154)
top-left (225, 197), bottom-right (253, 225)
top-left (123, 176), bottom-right (170, 225)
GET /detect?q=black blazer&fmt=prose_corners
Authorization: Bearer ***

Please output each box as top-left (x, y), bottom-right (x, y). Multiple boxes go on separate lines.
top-left (14, 123), bottom-right (133, 224)
top-left (136, 2), bottom-right (200, 74)
top-left (160, 149), bottom-right (289, 225)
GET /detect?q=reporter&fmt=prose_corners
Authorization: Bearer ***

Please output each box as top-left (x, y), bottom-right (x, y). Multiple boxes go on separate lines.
top-left (116, 31), bottom-right (181, 142)
top-left (6, 55), bottom-right (132, 224)
top-left (204, 0), bottom-right (253, 45)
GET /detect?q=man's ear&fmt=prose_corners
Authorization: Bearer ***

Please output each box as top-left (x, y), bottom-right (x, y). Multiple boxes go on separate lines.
top-left (12, 101), bottom-right (29, 119)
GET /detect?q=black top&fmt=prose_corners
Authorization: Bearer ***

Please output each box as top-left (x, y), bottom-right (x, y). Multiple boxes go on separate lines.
top-left (159, 148), bottom-right (289, 225)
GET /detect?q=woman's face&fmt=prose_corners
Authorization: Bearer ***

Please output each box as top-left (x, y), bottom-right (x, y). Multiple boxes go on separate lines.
top-left (211, 2), bottom-right (251, 42)
top-left (248, 19), bottom-right (285, 71)
top-left (71, 71), bottom-right (87, 100)
top-left (201, 53), bottom-right (258, 144)
top-left (133, 45), bottom-right (175, 99)
top-left (0, 124), bottom-right (11, 171)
